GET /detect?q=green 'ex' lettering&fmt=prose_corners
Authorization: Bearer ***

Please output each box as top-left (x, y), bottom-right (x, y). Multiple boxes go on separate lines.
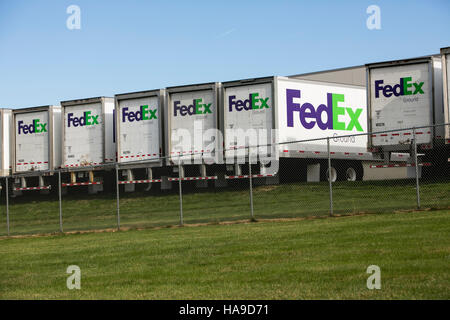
top-left (332, 93), bottom-right (363, 132)
top-left (141, 105), bottom-right (158, 120)
top-left (250, 92), bottom-right (270, 109)
top-left (33, 119), bottom-right (47, 133)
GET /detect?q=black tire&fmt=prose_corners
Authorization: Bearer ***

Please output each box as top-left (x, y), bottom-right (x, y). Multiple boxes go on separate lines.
top-left (320, 161), bottom-right (338, 182)
top-left (341, 162), bottom-right (363, 181)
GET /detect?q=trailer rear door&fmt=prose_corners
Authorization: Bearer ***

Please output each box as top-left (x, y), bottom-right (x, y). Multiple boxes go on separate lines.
top-left (64, 102), bottom-right (104, 166)
top-left (223, 82), bottom-right (273, 159)
top-left (15, 111), bottom-right (49, 172)
top-left (368, 62), bottom-right (433, 146)
top-left (118, 96), bottom-right (161, 162)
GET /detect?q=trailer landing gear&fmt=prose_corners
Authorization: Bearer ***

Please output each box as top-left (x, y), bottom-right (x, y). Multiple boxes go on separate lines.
top-left (12, 176), bottom-right (52, 196)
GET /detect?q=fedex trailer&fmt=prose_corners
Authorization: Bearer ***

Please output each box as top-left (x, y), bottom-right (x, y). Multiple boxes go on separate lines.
top-left (115, 89), bottom-right (166, 192)
top-left (441, 47), bottom-right (450, 144)
top-left (366, 55), bottom-right (448, 174)
top-left (222, 77), bottom-right (277, 182)
top-left (165, 82), bottom-right (222, 187)
top-left (60, 97), bottom-right (115, 193)
top-left (11, 105), bottom-right (61, 194)
top-left (222, 76), bottom-right (404, 182)
top-left (366, 56), bottom-right (444, 150)
top-left (0, 109), bottom-right (12, 177)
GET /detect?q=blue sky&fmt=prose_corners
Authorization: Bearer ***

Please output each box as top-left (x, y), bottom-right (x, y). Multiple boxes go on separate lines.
top-left (0, 0), bottom-right (449, 108)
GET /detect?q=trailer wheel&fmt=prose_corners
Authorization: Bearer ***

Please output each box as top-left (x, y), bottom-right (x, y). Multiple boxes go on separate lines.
top-left (325, 167), bottom-right (337, 182)
top-left (344, 163), bottom-right (363, 181)
top-left (345, 167), bottom-right (357, 181)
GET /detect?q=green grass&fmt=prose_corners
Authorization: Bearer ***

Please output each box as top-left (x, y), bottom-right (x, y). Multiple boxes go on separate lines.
top-left (0, 210), bottom-right (449, 299)
top-left (0, 179), bottom-right (448, 236)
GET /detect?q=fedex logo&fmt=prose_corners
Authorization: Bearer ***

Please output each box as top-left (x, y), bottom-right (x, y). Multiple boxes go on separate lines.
top-left (286, 89), bottom-right (363, 132)
top-left (67, 111), bottom-right (99, 127)
top-left (18, 119), bottom-right (47, 135)
top-left (122, 105), bottom-right (157, 122)
top-left (374, 77), bottom-right (424, 98)
top-left (173, 99), bottom-right (212, 116)
top-left (228, 93), bottom-right (269, 112)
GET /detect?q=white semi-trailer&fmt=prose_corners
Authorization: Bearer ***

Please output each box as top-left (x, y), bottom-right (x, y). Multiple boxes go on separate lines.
top-left (115, 89), bottom-right (166, 192)
top-left (366, 55), bottom-right (449, 174)
top-left (11, 105), bottom-right (61, 194)
top-left (367, 56), bottom-right (444, 149)
top-left (165, 82), bottom-right (222, 187)
top-left (222, 76), bottom-right (408, 182)
top-left (441, 47), bottom-right (450, 144)
top-left (0, 109), bottom-right (12, 177)
top-left (60, 97), bottom-right (115, 193)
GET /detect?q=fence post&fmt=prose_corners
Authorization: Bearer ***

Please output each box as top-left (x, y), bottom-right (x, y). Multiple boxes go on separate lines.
top-left (58, 170), bottom-right (63, 233)
top-left (413, 128), bottom-right (421, 209)
top-left (5, 177), bottom-right (9, 236)
top-left (248, 160), bottom-right (254, 221)
top-left (178, 160), bottom-right (183, 226)
top-left (115, 164), bottom-right (120, 230)
top-left (327, 137), bottom-right (333, 216)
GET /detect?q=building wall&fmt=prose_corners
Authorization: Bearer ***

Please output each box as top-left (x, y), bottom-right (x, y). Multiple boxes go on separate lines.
top-left (288, 66), bottom-right (366, 87)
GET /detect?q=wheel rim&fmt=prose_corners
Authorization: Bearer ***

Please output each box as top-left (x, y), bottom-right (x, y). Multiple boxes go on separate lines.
top-left (326, 167), bottom-right (337, 182)
top-left (346, 167), bottom-right (357, 181)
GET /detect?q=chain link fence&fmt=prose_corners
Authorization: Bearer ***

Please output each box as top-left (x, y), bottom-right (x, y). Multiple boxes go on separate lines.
top-left (0, 123), bottom-right (449, 237)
